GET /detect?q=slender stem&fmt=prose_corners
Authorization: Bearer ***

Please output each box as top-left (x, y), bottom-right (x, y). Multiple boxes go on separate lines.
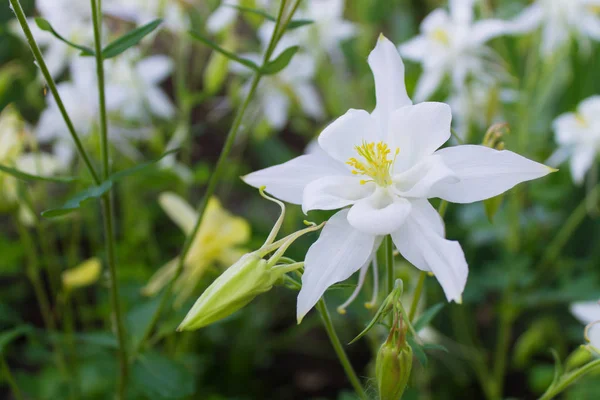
top-left (134, 1), bottom-right (299, 356)
top-left (1, 357), bottom-right (24, 400)
top-left (89, 0), bottom-right (128, 394)
top-left (491, 305), bottom-right (514, 400)
top-left (90, 0), bottom-right (109, 179)
top-left (539, 358), bottom-right (600, 400)
top-left (409, 272), bottom-right (426, 321)
top-left (385, 235), bottom-right (394, 296)
top-left (8, 0), bottom-right (100, 184)
top-left (315, 299), bottom-right (367, 400)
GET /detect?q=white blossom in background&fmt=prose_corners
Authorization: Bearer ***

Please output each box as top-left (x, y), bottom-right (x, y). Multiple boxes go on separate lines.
top-left (508, 0), bottom-right (600, 56)
top-left (37, 54), bottom-right (174, 165)
top-left (11, 0), bottom-right (97, 77)
top-left (399, 0), bottom-right (511, 102)
top-left (243, 35), bottom-right (553, 322)
top-left (104, 0), bottom-right (193, 34)
top-left (230, 24), bottom-right (324, 129)
top-left (105, 50), bottom-right (175, 123)
top-left (550, 96), bottom-right (600, 184)
top-left (206, 0), bottom-right (241, 33)
top-left (571, 301), bottom-right (600, 353)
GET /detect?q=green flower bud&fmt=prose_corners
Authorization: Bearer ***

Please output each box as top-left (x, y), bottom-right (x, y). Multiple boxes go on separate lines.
top-left (376, 340), bottom-right (413, 400)
top-left (178, 253), bottom-right (278, 331)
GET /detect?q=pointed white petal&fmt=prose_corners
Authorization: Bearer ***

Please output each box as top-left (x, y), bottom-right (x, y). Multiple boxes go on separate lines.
top-left (507, 4), bottom-right (544, 33)
top-left (429, 145), bottom-right (553, 203)
top-left (302, 176), bottom-right (375, 213)
top-left (471, 19), bottom-right (512, 45)
top-left (394, 155), bottom-right (458, 198)
top-left (582, 16), bottom-right (600, 40)
top-left (137, 55), bottom-right (173, 84)
top-left (242, 154), bottom-right (349, 204)
top-left (570, 146), bottom-right (595, 184)
top-left (158, 192), bottom-right (199, 235)
top-left (392, 200), bottom-right (467, 302)
top-left (347, 189), bottom-right (412, 235)
top-left (295, 83), bottom-right (324, 120)
top-left (318, 109), bottom-right (377, 163)
top-left (570, 301), bottom-right (600, 325)
top-left (398, 36), bottom-right (428, 61)
top-left (297, 209), bottom-right (377, 322)
top-left (146, 87), bottom-right (175, 119)
top-left (262, 87), bottom-right (290, 129)
top-left (368, 35), bottom-right (412, 127)
top-left (388, 102), bottom-right (452, 171)
top-left (449, 0), bottom-right (475, 24)
top-left (206, 5), bottom-right (238, 33)
top-left (413, 68), bottom-right (445, 103)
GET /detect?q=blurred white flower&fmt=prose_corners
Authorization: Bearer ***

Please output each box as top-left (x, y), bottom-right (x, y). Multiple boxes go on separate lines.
top-left (230, 26), bottom-right (324, 129)
top-left (206, 0), bottom-right (240, 33)
top-left (571, 301), bottom-right (600, 352)
top-left (550, 96), bottom-right (600, 184)
top-left (37, 54), bottom-right (173, 165)
top-left (399, 0), bottom-right (511, 102)
top-left (104, 0), bottom-right (192, 33)
top-left (244, 36), bottom-right (553, 321)
top-left (509, 0), bottom-right (600, 56)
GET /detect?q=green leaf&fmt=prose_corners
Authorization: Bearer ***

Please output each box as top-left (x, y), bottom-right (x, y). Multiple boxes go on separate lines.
top-left (550, 348), bottom-right (563, 386)
top-left (126, 297), bottom-right (161, 351)
top-left (0, 325), bottom-right (33, 354)
top-left (41, 180), bottom-right (113, 218)
top-left (349, 296), bottom-right (393, 345)
top-left (34, 17), bottom-right (95, 56)
top-left (422, 343), bottom-right (449, 353)
top-left (261, 46), bottom-right (299, 75)
top-left (413, 303), bottom-right (444, 332)
top-left (188, 31), bottom-right (260, 71)
top-left (132, 352), bottom-right (195, 399)
top-left (227, 4), bottom-right (276, 21)
top-left (286, 19), bottom-right (314, 30)
top-left (102, 19), bottom-right (163, 59)
top-left (0, 163), bottom-right (79, 183)
top-left (484, 194), bottom-right (504, 223)
top-left (408, 337), bottom-right (428, 367)
top-left (41, 149), bottom-right (178, 218)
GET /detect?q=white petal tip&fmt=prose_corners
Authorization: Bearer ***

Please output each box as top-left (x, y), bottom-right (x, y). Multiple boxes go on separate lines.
top-left (548, 166), bottom-right (559, 173)
top-left (297, 314), bottom-right (305, 324)
top-left (337, 307), bottom-right (347, 315)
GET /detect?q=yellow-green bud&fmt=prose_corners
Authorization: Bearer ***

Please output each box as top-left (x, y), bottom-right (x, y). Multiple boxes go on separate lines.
top-left (178, 253), bottom-right (278, 331)
top-left (376, 340), bottom-right (413, 400)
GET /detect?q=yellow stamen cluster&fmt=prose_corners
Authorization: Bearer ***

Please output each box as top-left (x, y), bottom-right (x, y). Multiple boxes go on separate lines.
top-left (575, 112), bottom-right (589, 128)
top-left (589, 5), bottom-right (600, 15)
top-left (430, 28), bottom-right (450, 46)
top-left (347, 141), bottom-right (399, 186)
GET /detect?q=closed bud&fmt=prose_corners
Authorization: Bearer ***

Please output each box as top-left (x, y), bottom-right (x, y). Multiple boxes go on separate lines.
top-left (178, 253), bottom-right (277, 331)
top-left (376, 340), bottom-right (413, 400)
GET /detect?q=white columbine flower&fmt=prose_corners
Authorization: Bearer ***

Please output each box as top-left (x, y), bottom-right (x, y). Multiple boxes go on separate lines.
top-left (399, 0), bottom-right (511, 102)
top-left (509, 0), bottom-right (600, 56)
top-left (243, 35), bottom-right (553, 322)
top-left (550, 96), bottom-right (600, 184)
top-left (571, 301), bottom-right (600, 353)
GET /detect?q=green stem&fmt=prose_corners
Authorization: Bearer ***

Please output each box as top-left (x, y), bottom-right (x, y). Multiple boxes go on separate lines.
top-left (539, 358), bottom-right (600, 400)
top-left (315, 299), bottom-right (368, 400)
top-left (1, 357), bottom-right (24, 400)
top-left (89, 1), bottom-right (129, 395)
top-left (408, 272), bottom-right (426, 321)
top-left (491, 305), bottom-right (514, 400)
top-left (385, 235), bottom-right (394, 296)
top-left (134, 1), bottom-right (298, 356)
top-left (8, 0), bottom-right (100, 184)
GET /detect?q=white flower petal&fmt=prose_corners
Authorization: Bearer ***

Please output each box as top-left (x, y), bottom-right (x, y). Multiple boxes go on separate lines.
top-left (242, 153), bottom-right (348, 204)
top-left (206, 5), bottom-right (238, 33)
top-left (394, 155), bottom-right (458, 198)
top-left (158, 192), bottom-right (199, 235)
top-left (449, 0), bottom-right (475, 23)
top-left (571, 301), bottom-right (600, 325)
top-left (388, 102), bottom-right (452, 171)
top-left (368, 35), bottom-right (412, 129)
top-left (318, 109), bottom-right (377, 163)
top-left (570, 146), bottom-right (596, 184)
top-left (590, 324), bottom-right (600, 350)
top-left (507, 4), bottom-right (544, 34)
top-left (414, 68), bottom-right (445, 103)
top-left (147, 87), bottom-right (175, 119)
top-left (582, 15), bottom-right (600, 40)
top-left (471, 19), bottom-right (511, 45)
top-left (302, 176), bottom-right (374, 213)
top-left (392, 200), bottom-right (467, 302)
top-left (429, 145), bottom-right (553, 203)
top-left (297, 209), bottom-right (377, 322)
top-left (347, 189), bottom-right (412, 235)
top-left (295, 83), bottom-right (324, 120)
top-left (261, 87), bottom-right (290, 129)
top-left (398, 36), bottom-right (428, 61)
top-left (137, 55), bottom-right (173, 84)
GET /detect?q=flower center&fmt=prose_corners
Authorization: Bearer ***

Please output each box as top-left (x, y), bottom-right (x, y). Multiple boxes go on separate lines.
top-left (575, 112), bottom-right (589, 128)
top-left (346, 141), bottom-right (399, 187)
top-left (430, 28), bottom-right (450, 46)
top-left (588, 5), bottom-right (600, 15)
